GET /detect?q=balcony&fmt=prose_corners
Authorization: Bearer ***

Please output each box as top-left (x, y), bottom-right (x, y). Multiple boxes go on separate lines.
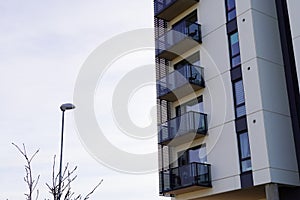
top-left (159, 162), bottom-right (211, 195)
top-left (157, 65), bottom-right (204, 101)
top-left (156, 21), bottom-right (202, 60)
top-left (158, 111), bottom-right (207, 146)
top-left (154, 0), bottom-right (199, 21)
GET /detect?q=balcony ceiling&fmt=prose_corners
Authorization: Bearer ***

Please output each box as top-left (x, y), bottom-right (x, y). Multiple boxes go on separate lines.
top-left (156, 0), bottom-right (199, 21)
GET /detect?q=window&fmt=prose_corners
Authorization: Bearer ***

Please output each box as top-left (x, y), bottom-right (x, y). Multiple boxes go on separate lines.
top-left (234, 80), bottom-right (245, 105)
top-left (230, 32), bottom-right (240, 56)
top-left (239, 132), bottom-right (251, 159)
top-left (225, 0), bottom-right (252, 175)
top-left (172, 10), bottom-right (198, 34)
top-left (228, 9), bottom-right (236, 21)
top-left (236, 105), bottom-right (246, 117)
top-left (239, 132), bottom-right (252, 172)
top-left (174, 52), bottom-right (200, 69)
top-left (178, 145), bottom-right (207, 167)
top-left (176, 96), bottom-right (203, 117)
top-left (173, 10), bottom-right (198, 27)
top-left (234, 80), bottom-right (246, 118)
top-left (189, 145), bottom-right (207, 163)
top-left (174, 53), bottom-right (202, 85)
top-left (241, 160), bottom-right (252, 172)
top-left (229, 32), bottom-right (241, 68)
top-left (226, 0), bottom-right (236, 21)
top-left (227, 0), bottom-right (235, 10)
top-left (232, 55), bottom-right (241, 67)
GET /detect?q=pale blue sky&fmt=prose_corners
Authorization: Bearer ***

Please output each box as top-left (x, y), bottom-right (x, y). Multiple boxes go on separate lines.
top-left (0, 1), bottom-right (168, 199)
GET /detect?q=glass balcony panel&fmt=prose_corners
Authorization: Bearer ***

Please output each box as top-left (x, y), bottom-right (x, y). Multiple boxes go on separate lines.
top-left (157, 65), bottom-right (204, 101)
top-left (160, 163), bottom-right (211, 194)
top-left (179, 164), bottom-right (194, 187)
top-left (196, 163), bottom-right (210, 184)
top-left (160, 171), bottom-right (171, 193)
top-left (156, 20), bottom-right (202, 59)
top-left (158, 111), bottom-right (207, 145)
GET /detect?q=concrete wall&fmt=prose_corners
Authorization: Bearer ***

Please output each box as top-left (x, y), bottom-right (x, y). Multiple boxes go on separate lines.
top-left (158, 0), bottom-right (300, 199)
top-left (237, 0), bottom-right (299, 186)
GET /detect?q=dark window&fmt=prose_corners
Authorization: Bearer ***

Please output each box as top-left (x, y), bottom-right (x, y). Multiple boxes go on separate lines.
top-left (238, 132), bottom-right (252, 172)
top-left (239, 132), bottom-right (251, 159)
top-left (178, 145), bottom-right (207, 167)
top-left (228, 9), bottom-right (236, 21)
top-left (173, 10), bottom-right (198, 33)
top-left (189, 145), bottom-right (207, 163)
top-left (226, 0), bottom-right (236, 21)
top-left (234, 80), bottom-right (245, 105)
top-left (241, 159), bottom-right (252, 172)
top-left (229, 32), bottom-right (241, 68)
top-left (232, 55), bottom-right (241, 67)
top-left (236, 105), bottom-right (246, 117)
top-left (176, 96), bottom-right (203, 117)
top-left (174, 52), bottom-right (200, 68)
top-left (174, 52), bottom-right (202, 86)
top-left (234, 80), bottom-right (246, 118)
top-left (230, 32), bottom-right (240, 56)
top-left (178, 150), bottom-right (189, 166)
top-left (227, 0), bottom-right (235, 11)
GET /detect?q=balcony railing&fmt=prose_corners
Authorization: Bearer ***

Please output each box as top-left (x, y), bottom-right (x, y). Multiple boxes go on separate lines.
top-left (160, 162), bottom-right (211, 195)
top-left (154, 0), bottom-right (199, 21)
top-left (157, 65), bottom-right (204, 101)
top-left (158, 111), bottom-right (207, 145)
top-left (156, 20), bottom-right (202, 60)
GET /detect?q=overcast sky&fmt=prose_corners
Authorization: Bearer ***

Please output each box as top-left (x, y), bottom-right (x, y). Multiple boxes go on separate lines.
top-left (0, 1), bottom-right (168, 199)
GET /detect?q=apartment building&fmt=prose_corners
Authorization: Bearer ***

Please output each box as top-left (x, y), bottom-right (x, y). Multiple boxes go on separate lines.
top-left (154, 0), bottom-right (300, 199)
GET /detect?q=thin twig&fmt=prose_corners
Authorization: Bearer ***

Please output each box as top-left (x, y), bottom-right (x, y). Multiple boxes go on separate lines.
top-left (12, 143), bottom-right (40, 200)
top-left (83, 180), bottom-right (103, 200)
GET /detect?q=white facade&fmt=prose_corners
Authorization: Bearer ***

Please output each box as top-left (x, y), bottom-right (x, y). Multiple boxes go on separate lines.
top-left (237, 0), bottom-right (299, 186)
top-left (155, 0), bottom-right (300, 199)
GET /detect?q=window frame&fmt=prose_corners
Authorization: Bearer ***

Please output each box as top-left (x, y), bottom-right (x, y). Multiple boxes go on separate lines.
top-left (226, 0), bottom-right (237, 22)
top-left (177, 144), bottom-right (207, 167)
top-left (237, 131), bottom-right (252, 172)
top-left (175, 96), bottom-right (203, 117)
top-left (233, 79), bottom-right (246, 118)
top-left (228, 31), bottom-right (241, 68)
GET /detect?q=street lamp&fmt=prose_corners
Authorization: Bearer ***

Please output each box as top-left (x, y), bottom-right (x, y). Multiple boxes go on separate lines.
top-left (58, 103), bottom-right (75, 200)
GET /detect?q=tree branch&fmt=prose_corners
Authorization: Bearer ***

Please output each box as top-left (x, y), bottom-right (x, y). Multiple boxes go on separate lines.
top-left (12, 143), bottom-right (40, 200)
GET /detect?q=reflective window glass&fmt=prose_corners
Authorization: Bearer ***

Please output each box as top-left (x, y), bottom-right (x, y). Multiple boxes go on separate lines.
top-left (232, 55), bottom-right (241, 67)
top-left (234, 80), bottom-right (245, 105)
top-left (230, 32), bottom-right (240, 56)
top-left (241, 159), bottom-right (252, 172)
top-left (228, 9), bottom-right (236, 21)
top-left (189, 146), bottom-right (207, 163)
top-left (239, 132), bottom-right (251, 159)
top-left (236, 105), bottom-right (246, 118)
top-left (227, 0), bottom-right (236, 10)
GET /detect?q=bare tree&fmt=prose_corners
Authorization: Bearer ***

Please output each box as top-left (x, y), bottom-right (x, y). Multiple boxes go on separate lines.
top-left (45, 155), bottom-right (103, 200)
top-left (12, 143), bottom-right (40, 200)
top-left (13, 143), bottom-right (103, 200)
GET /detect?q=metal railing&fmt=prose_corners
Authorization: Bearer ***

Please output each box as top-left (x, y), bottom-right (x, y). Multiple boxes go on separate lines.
top-left (157, 65), bottom-right (204, 99)
top-left (156, 20), bottom-right (202, 56)
top-left (160, 162), bottom-right (211, 193)
top-left (158, 111), bottom-right (207, 144)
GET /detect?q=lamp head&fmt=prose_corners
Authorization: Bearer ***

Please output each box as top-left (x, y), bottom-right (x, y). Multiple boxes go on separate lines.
top-left (60, 103), bottom-right (76, 111)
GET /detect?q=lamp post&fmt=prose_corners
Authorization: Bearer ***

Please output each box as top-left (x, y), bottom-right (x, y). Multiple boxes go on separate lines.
top-left (58, 103), bottom-right (75, 200)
